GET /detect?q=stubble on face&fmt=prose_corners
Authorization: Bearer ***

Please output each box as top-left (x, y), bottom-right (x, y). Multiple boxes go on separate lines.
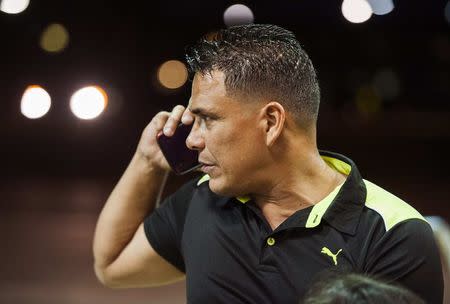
top-left (189, 71), bottom-right (268, 197)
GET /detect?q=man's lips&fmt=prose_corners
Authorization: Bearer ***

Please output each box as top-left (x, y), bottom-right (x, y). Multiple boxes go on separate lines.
top-left (199, 161), bottom-right (215, 173)
top-left (198, 158), bottom-right (214, 165)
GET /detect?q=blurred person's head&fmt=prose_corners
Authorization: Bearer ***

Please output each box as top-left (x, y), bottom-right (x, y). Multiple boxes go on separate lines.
top-left (184, 24), bottom-right (322, 196)
top-left (301, 272), bottom-right (425, 304)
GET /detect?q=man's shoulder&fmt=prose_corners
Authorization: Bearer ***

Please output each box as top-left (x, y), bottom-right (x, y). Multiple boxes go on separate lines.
top-left (362, 179), bottom-right (427, 232)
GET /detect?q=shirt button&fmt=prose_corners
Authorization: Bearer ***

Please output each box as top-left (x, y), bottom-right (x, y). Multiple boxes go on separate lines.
top-left (267, 237), bottom-right (276, 246)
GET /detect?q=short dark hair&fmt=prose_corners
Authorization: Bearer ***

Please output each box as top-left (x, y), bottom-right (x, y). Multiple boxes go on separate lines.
top-left (302, 272), bottom-right (425, 304)
top-left (185, 24), bottom-right (320, 128)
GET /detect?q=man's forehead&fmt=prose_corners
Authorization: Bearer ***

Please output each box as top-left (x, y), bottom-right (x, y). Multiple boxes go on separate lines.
top-left (189, 71), bottom-right (228, 109)
top-left (192, 71), bottom-right (227, 95)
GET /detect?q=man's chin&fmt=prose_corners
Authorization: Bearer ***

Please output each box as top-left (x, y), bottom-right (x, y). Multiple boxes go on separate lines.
top-left (208, 179), bottom-right (227, 196)
top-left (208, 177), bottom-right (243, 198)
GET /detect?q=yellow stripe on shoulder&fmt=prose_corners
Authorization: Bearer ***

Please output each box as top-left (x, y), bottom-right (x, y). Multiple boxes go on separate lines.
top-left (197, 174), bottom-right (210, 186)
top-left (364, 179), bottom-right (426, 232)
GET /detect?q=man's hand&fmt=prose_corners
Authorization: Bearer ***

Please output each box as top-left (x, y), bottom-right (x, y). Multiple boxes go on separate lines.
top-left (93, 104), bottom-right (193, 288)
top-left (136, 105), bottom-right (194, 171)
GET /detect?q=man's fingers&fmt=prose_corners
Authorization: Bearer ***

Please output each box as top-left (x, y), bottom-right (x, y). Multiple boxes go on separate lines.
top-left (181, 108), bottom-right (194, 125)
top-left (163, 105), bottom-right (186, 136)
top-left (151, 111), bottom-right (170, 132)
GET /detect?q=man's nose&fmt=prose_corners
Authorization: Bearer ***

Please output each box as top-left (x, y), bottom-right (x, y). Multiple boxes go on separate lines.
top-left (186, 122), bottom-right (205, 151)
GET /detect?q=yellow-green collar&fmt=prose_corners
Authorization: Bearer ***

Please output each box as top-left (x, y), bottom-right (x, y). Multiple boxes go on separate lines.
top-left (196, 155), bottom-right (352, 209)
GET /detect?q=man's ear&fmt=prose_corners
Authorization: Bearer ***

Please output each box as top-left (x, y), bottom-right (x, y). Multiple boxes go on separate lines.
top-left (261, 102), bottom-right (286, 147)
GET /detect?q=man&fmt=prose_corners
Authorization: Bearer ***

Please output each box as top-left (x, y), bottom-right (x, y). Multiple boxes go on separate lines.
top-left (93, 24), bottom-right (443, 303)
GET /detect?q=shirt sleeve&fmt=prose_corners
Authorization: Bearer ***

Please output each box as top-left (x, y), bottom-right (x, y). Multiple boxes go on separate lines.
top-left (364, 218), bottom-right (444, 304)
top-left (143, 178), bottom-right (198, 272)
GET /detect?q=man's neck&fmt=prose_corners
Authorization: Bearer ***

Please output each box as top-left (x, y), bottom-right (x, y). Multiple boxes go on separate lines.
top-left (251, 151), bottom-right (346, 230)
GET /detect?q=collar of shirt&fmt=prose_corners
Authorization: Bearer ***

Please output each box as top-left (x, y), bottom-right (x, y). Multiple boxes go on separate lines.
top-left (197, 150), bottom-right (367, 236)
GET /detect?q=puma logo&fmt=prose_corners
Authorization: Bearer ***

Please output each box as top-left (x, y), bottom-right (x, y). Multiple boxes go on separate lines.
top-left (321, 247), bottom-right (342, 266)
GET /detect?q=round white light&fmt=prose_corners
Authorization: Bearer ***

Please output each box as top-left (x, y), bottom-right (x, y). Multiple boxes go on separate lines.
top-left (342, 0), bottom-right (373, 23)
top-left (223, 4), bottom-right (254, 27)
top-left (20, 85), bottom-right (51, 119)
top-left (367, 0), bottom-right (394, 16)
top-left (0, 0), bottom-right (30, 14)
top-left (70, 86), bottom-right (107, 120)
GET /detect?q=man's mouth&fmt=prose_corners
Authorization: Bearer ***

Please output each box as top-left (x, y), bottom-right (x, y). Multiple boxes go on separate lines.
top-left (199, 161), bottom-right (215, 174)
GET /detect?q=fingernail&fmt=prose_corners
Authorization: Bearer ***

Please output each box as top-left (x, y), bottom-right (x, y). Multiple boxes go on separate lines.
top-left (163, 127), bottom-right (171, 136)
top-left (181, 115), bottom-right (192, 124)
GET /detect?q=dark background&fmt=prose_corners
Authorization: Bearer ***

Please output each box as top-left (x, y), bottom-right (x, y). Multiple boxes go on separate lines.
top-left (0, 0), bottom-right (449, 303)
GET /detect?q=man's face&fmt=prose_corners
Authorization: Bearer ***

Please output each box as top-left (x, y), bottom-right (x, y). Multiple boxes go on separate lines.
top-left (186, 70), bottom-right (268, 196)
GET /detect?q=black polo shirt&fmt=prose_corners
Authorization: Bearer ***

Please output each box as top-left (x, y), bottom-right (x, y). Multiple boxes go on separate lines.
top-left (144, 151), bottom-right (443, 304)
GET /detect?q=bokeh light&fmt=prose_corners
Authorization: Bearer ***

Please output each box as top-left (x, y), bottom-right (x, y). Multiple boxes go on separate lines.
top-left (20, 85), bottom-right (51, 119)
top-left (355, 85), bottom-right (382, 117)
top-left (157, 60), bottom-right (188, 89)
top-left (430, 35), bottom-right (450, 63)
top-left (445, 1), bottom-right (450, 24)
top-left (0, 0), bottom-right (29, 14)
top-left (342, 0), bottom-right (373, 23)
top-left (70, 86), bottom-right (108, 120)
top-left (223, 4), bottom-right (254, 27)
top-left (367, 0), bottom-right (394, 16)
top-left (40, 23), bottom-right (70, 53)
top-left (372, 68), bottom-right (400, 101)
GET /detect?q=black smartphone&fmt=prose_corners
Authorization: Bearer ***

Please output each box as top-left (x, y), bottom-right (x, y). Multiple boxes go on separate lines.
top-left (156, 123), bottom-right (201, 175)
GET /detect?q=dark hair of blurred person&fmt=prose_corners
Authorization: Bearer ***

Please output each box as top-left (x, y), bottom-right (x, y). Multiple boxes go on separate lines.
top-left (302, 272), bottom-right (425, 304)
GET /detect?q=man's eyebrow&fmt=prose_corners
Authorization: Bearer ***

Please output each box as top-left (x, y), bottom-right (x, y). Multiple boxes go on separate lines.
top-left (189, 107), bottom-right (217, 117)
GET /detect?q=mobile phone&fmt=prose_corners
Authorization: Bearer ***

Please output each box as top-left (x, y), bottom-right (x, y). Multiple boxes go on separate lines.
top-left (156, 123), bottom-right (201, 175)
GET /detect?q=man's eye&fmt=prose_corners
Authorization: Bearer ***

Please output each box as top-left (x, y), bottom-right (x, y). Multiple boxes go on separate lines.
top-left (199, 115), bottom-right (210, 122)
